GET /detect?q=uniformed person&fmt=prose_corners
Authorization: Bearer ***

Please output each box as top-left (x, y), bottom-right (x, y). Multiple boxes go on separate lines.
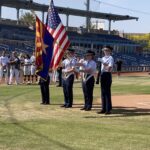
top-left (18, 53), bottom-right (25, 84)
top-left (98, 46), bottom-right (114, 114)
top-left (61, 48), bottom-right (77, 108)
top-left (78, 50), bottom-right (96, 111)
top-left (0, 50), bottom-right (9, 84)
top-left (39, 75), bottom-right (50, 105)
top-left (9, 51), bottom-right (20, 85)
top-left (56, 66), bottom-right (62, 87)
top-left (30, 52), bottom-right (37, 83)
top-left (115, 58), bottom-right (123, 77)
top-left (23, 54), bottom-right (31, 84)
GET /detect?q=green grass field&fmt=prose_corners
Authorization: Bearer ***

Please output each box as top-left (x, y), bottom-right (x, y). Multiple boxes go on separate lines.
top-left (0, 76), bottom-right (150, 150)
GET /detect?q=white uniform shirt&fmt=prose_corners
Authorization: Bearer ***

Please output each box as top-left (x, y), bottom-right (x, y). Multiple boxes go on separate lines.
top-left (101, 55), bottom-right (114, 72)
top-left (30, 55), bottom-right (36, 75)
top-left (62, 57), bottom-right (77, 73)
top-left (23, 58), bottom-right (31, 75)
top-left (24, 58), bottom-right (31, 66)
top-left (82, 60), bottom-right (97, 75)
top-left (0, 56), bottom-right (9, 67)
top-left (62, 57), bottom-right (77, 78)
top-left (30, 55), bottom-right (36, 65)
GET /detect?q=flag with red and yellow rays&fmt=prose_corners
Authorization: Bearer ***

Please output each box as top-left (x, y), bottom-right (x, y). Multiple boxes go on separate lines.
top-left (35, 16), bottom-right (54, 80)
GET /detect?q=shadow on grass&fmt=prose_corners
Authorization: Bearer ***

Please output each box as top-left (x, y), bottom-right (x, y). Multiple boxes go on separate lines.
top-left (122, 76), bottom-right (147, 78)
top-left (84, 106), bottom-right (150, 118)
top-left (3, 91), bottom-right (75, 150)
top-left (72, 104), bottom-right (101, 109)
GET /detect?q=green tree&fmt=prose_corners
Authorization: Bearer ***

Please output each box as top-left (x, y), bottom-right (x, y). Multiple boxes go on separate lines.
top-left (19, 11), bottom-right (35, 28)
top-left (126, 33), bottom-right (150, 52)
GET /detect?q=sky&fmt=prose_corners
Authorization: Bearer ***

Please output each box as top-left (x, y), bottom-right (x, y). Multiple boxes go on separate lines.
top-left (1, 0), bottom-right (150, 33)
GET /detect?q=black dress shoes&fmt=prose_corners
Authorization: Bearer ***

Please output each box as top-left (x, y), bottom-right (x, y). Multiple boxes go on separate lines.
top-left (45, 103), bottom-right (50, 105)
top-left (56, 85), bottom-right (62, 87)
top-left (97, 110), bottom-right (106, 114)
top-left (80, 107), bottom-right (86, 110)
top-left (40, 102), bottom-right (50, 105)
top-left (40, 102), bottom-right (45, 105)
top-left (65, 105), bottom-right (72, 108)
top-left (95, 81), bottom-right (99, 84)
top-left (60, 104), bottom-right (66, 107)
top-left (85, 107), bottom-right (91, 111)
top-left (105, 111), bottom-right (111, 115)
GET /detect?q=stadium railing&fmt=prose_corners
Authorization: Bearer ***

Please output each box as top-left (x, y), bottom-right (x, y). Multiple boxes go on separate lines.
top-left (113, 65), bottom-right (150, 72)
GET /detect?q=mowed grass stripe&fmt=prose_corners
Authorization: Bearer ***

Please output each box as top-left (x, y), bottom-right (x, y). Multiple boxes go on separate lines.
top-left (0, 76), bottom-right (150, 150)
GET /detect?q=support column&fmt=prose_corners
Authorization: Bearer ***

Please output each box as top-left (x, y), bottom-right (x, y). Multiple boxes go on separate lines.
top-left (87, 17), bottom-right (91, 32)
top-left (96, 20), bottom-right (98, 30)
top-left (66, 14), bottom-right (69, 30)
top-left (42, 11), bottom-right (44, 23)
top-left (91, 42), bottom-right (93, 50)
top-left (0, 6), bottom-right (2, 20)
top-left (16, 8), bottom-right (20, 24)
top-left (108, 19), bottom-right (111, 34)
top-left (86, 0), bottom-right (90, 32)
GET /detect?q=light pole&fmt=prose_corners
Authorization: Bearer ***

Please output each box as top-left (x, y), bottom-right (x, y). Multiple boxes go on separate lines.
top-left (85, 0), bottom-right (90, 32)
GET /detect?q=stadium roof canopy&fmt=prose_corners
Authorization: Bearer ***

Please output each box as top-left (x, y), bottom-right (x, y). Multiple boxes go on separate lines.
top-left (0, 0), bottom-right (138, 21)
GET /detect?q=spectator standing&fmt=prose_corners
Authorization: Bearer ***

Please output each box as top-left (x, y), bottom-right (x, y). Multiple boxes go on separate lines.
top-left (115, 59), bottom-right (123, 77)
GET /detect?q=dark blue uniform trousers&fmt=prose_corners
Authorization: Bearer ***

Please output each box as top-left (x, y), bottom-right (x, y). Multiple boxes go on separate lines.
top-left (62, 74), bottom-right (74, 107)
top-left (82, 76), bottom-right (95, 109)
top-left (100, 72), bottom-right (112, 112)
top-left (39, 76), bottom-right (50, 104)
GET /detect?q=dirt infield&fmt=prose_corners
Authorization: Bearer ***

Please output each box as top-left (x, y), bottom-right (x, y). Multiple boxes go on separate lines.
top-left (94, 95), bottom-right (150, 113)
top-left (112, 95), bottom-right (150, 109)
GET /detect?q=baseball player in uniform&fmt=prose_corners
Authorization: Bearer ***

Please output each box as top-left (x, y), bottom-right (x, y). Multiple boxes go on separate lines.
top-left (23, 54), bottom-right (31, 84)
top-left (0, 51), bottom-right (9, 84)
top-left (9, 51), bottom-right (20, 85)
top-left (30, 52), bottom-right (37, 84)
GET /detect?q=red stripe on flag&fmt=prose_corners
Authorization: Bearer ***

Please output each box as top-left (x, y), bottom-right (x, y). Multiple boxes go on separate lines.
top-left (53, 25), bottom-right (64, 42)
top-left (53, 40), bottom-right (70, 68)
top-left (47, 26), bottom-right (55, 36)
top-left (50, 34), bottom-right (68, 68)
top-left (47, 25), bottom-right (70, 69)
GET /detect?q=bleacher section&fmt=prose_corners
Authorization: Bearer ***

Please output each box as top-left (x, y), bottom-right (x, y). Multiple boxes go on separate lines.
top-left (113, 53), bottom-right (150, 66)
top-left (69, 31), bottom-right (137, 46)
top-left (0, 22), bottom-right (34, 53)
top-left (0, 39), bottom-right (34, 53)
top-left (0, 20), bottom-right (149, 66)
top-left (0, 24), bottom-right (35, 41)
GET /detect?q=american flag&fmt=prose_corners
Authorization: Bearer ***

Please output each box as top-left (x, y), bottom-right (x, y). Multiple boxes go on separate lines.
top-left (46, 0), bottom-right (70, 69)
